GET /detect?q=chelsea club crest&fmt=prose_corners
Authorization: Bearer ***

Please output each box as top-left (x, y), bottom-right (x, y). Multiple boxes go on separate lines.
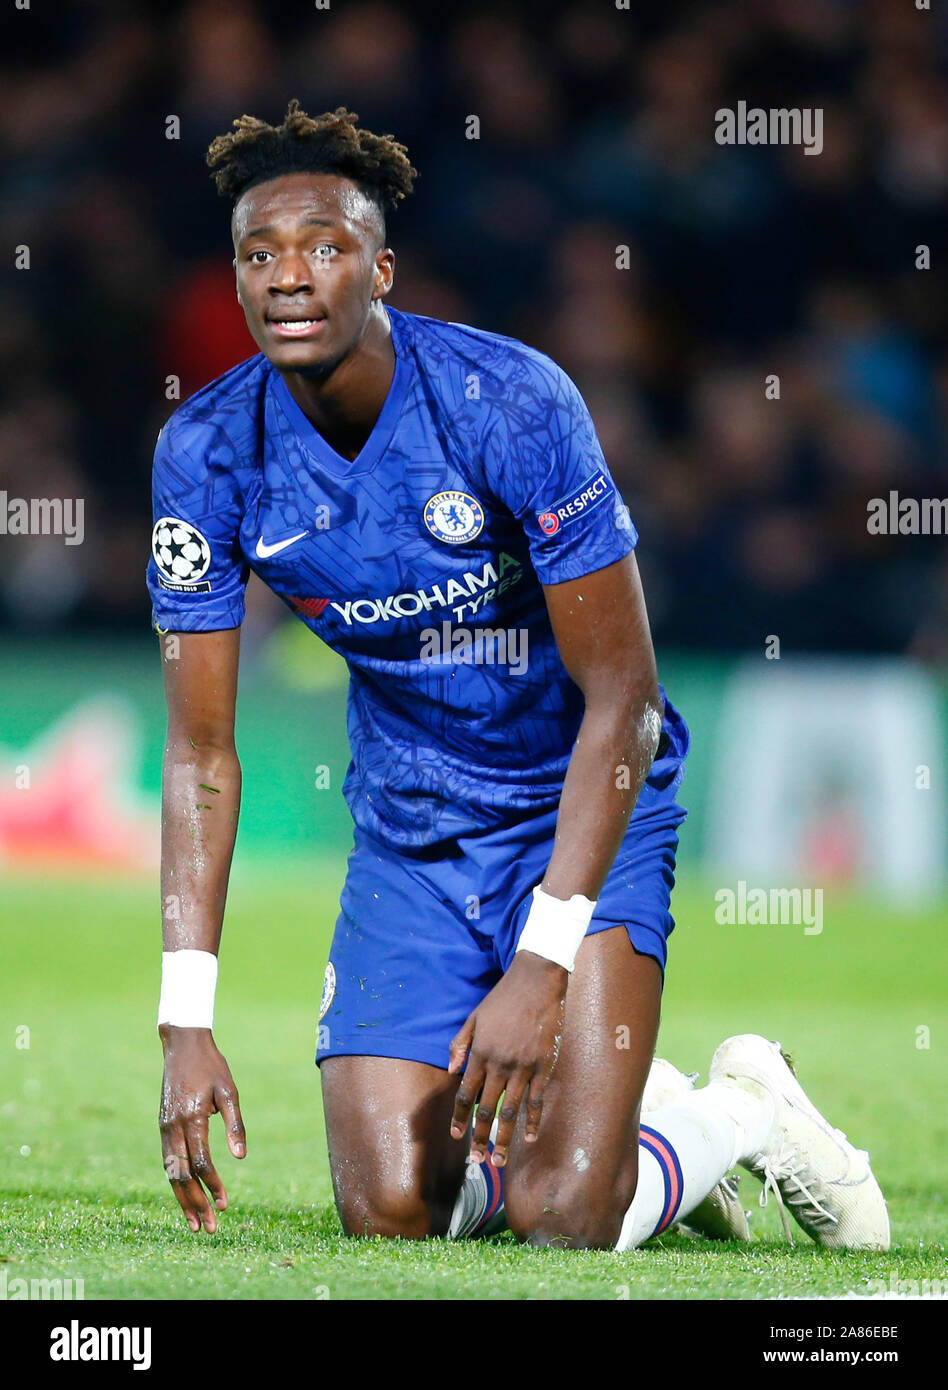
top-left (423, 490), bottom-right (485, 545)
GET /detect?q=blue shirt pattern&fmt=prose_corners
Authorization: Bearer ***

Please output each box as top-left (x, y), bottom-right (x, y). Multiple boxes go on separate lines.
top-left (147, 306), bottom-right (689, 848)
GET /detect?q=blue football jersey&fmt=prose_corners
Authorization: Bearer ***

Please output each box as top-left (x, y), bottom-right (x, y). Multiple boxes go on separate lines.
top-left (147, 305), bottom-right (689, 849)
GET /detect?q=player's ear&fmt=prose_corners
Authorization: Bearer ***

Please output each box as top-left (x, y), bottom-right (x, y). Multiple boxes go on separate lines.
top-left (371, 248), bottom-right (394, 302)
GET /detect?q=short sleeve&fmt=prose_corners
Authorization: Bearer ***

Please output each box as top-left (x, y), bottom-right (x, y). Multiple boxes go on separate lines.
top-left (482, 358), bottom-right (638, 585)
top-left (146, 419), bottom-right (249, 633)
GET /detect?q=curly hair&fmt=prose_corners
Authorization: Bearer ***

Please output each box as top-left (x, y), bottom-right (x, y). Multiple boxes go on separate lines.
top-left (206, 100), bottom-right (417, 224)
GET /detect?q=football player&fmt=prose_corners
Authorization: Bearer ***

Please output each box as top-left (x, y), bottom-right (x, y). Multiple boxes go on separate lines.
top-left (152, 104), bottom-right (888, 1253)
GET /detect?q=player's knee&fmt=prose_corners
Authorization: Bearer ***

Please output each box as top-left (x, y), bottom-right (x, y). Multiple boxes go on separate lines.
top-left (507, 1202), bottom-right (623, 1250)
top-left (335, 1184), bottom-right (447, 1241)
top-left (505, 1166), bottom-right (637, 1250)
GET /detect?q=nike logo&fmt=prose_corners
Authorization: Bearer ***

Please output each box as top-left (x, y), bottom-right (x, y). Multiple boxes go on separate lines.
top-left (255, 531), bottom-right (307, 559)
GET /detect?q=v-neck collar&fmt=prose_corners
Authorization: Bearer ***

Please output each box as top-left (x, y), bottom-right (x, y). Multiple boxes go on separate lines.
top-left (269, 305), bottom-right (414, 478)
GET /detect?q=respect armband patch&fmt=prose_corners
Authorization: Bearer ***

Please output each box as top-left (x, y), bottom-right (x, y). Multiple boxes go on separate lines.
top-left (535, 469), bottom-right (614, 536)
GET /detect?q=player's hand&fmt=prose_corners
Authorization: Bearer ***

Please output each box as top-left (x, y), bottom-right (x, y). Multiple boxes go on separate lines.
top-left (448, 952), bottom-right (567, 1168)
top-left (158, 1026), bottom-right (246, 1233)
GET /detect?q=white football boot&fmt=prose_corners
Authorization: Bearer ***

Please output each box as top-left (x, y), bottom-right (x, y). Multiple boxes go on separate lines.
top-left (448, 1115), bottom-right (507, 1240)
top-left (708, 1034), bottom-right (890, 1251)
top-left (641, 1057), bottom-right (751, 1241)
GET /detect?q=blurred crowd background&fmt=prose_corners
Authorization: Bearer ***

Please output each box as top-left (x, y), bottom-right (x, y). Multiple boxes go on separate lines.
top-left (2, 0), bottom-right (947, 656)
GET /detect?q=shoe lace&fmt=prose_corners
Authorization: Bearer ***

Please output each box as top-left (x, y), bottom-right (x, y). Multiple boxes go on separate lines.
top-left (757, 1144), bottom-right (840, 1245)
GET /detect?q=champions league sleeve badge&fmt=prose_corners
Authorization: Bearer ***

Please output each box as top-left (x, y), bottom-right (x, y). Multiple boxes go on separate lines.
top-left (423, 491), bottom-right (485, 544)
top-left (151, 516), bottom-right (213, 592)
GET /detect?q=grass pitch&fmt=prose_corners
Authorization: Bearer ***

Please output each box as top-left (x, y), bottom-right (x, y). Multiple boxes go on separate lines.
top-left (1, 861), bottom-right (945, 1300)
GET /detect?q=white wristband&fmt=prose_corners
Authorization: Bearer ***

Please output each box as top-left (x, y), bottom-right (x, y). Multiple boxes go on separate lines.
top-left (515, 886), bottom-right (598, 974)
top-left (158, 950), bottom-right (218, 1029)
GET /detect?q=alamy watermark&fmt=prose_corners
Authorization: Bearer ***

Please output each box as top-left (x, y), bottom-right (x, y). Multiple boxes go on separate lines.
top-left (0, 492), bottom-right (84, 545)
top-left (1, 1269), bottom-right (84, 1300)
top-left (715, 102), bottom-right (823, 156)
top-left (50, 1320), bottom-right (150, 1369)
top-left (867, 492), bottom-right (948, 535)
top-left (420, 623), bottom-right (528, 674)
top-left (865, 1271), bottom-right (946, 1298)
top-left (714, 880), bottom-right (823, 935)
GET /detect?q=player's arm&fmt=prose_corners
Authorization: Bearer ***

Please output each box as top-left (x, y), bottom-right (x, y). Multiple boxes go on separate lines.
top-left (158, 628), bottom-right (246, 1234)
top-left (449, 552), bottom-right (662, 1165)
top-left (538, 549), bottom-right (662, 899)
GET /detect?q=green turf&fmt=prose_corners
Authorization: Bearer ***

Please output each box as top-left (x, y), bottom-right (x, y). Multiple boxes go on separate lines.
top-left (1, 862), bottom-right (945, 1300)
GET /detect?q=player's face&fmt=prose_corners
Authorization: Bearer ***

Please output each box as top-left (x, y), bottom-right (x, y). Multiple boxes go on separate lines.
top-left (232, 173), bottom-right (393, 376)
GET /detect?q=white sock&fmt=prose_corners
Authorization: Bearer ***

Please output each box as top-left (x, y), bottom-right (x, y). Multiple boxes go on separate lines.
top-left (447, 1081), bottom-right (774, 1246)
top-left (616, 1081), bottom-right (774, 1251)
top-left (707, 1076), bottom-right (776, 1164)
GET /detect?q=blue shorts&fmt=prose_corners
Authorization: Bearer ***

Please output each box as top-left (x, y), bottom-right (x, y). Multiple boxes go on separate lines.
top-left (315, 782), bottom-right (688, 1072)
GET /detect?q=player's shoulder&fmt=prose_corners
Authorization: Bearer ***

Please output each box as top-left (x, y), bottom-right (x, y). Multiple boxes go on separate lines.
top-left (396, 306), bottom-right (576, 403)
top-left (155, 352), bottom-right (270, 470)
